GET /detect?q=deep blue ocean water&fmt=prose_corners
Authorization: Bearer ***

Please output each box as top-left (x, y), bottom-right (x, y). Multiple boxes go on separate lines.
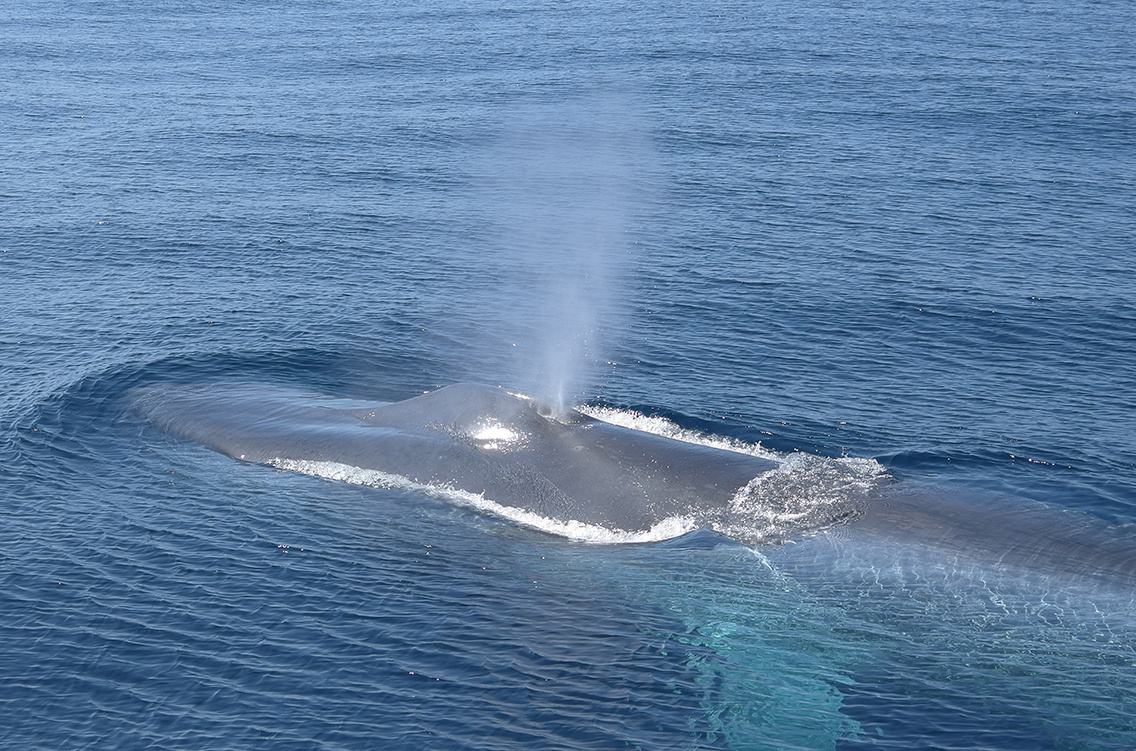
top-left (3, 0), bottom-right (1135, 748)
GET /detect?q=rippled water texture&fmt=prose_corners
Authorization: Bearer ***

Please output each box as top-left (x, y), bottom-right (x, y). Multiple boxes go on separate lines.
top-left (3, 1), bottom-right (1135, 749)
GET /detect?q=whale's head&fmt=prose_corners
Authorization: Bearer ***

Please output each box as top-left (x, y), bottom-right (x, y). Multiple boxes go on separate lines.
top-left (355, 383), bottom-right (595, 451)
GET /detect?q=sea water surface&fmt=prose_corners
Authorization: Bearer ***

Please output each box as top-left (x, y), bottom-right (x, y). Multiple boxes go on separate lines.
top-left (3, 0), bottom-right (1135, 749)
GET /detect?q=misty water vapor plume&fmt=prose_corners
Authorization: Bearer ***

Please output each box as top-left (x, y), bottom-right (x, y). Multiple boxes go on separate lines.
top-left (475, 97), bottom-right (653, 415)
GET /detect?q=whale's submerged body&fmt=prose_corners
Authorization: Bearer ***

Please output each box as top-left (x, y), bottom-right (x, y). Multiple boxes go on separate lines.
top-left (134, 382), bottom-right (778, 533)
top-left (135, 381), bottom-right (1136, 590)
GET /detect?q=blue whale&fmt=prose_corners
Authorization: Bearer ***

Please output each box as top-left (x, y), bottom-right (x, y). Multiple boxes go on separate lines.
top-left (134, 381), bottom-right (1136, 588)
top-left (134, 382), bottom-right (779, 533)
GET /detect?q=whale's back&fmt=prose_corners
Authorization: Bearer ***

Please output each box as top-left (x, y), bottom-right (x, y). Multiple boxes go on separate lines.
top-left (134, 382), bottom-right (777, 531)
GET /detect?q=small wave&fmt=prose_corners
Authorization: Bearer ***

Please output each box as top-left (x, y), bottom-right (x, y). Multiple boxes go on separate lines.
top-left (578, 405), bottom-right (784, 462)
top-left (269, 458), bottom-right (697, 544)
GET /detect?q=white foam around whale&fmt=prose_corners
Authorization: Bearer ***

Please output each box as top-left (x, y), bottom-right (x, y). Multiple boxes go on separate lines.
top-left (270, 458), bottom-right (698, 544)
top-left (579, 405), bottom-right (890, 543)
top-left (272, 406), bottom-right (888, 545)
top-left (577, 405), bottom-right (785, 461)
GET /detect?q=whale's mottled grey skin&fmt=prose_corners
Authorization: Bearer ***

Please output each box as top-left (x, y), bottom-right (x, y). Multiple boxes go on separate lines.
top-left (134, 382), bottom-right (777, 531)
